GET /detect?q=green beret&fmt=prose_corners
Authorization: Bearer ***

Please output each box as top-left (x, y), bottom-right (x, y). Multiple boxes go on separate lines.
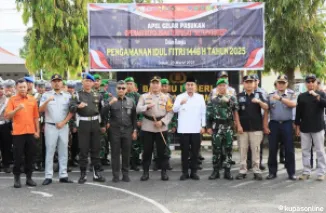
top-left (161, 78), bottom-right (169, 85)
top-left (216, 78), bottom-right (229, 86)
top-left (125, 77), bottom-right (135, 83)
top-left (93, 74), bottom-right (102, 80)
top-left (102, 79), bottom-right (109, 85)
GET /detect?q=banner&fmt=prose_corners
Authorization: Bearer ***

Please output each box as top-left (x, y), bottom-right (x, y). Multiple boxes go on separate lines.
top-left (88, 3), bottom-right (264, 71)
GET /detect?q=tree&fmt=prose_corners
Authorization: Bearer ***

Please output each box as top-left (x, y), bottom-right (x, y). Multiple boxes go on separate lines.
top-left (241, 0), bottom-right (326, 88)
top-left (16, 0), bottom-right (150, 78)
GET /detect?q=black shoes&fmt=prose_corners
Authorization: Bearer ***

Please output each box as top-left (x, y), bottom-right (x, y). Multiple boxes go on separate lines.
top-left (266, 174), bottom-right (277, 180)
top-left (14, 175), bottom-right (21, 188)
top-left (209, 170), bottom-right (220, 180)
top-left (93, 166), bottom-right (106, 182)
top-left (26, 175), bottom-right (37, 187)
top-left (42, 179), bottom-right (52, 185)
top-left (161, 170), bottom-right (169, 181)
top-left (288, 175), bottom-right (297, 181)
top-left (236, 173), bottom-right (247, 180)
top-left (259, 164), bottom-right (266, 171)
top-left (254, 173), bottom-right (263, 181)
top-left (122, 175), bottom-right (130, 182)
top-left (224, 169), bottom-right (234, 180)
top-left (112, 176), bottom-right (120, 183)
top-left (140, 171), bottom-right (149, 181)
top-left (190, 173), bottom-right (200, 180)
top-left (180, 173), bottom-right (190, 181)
top-left (60, 177), bottom-right (73, 183)
top-left (78, 168), bottom-right (87, 184)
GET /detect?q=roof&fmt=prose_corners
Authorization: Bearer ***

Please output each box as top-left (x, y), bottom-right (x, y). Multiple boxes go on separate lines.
top-left (0, 47), bottom-right (25, 65)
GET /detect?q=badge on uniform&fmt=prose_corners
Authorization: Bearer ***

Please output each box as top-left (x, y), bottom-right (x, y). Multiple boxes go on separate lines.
top-left (254, 93), bottom-right (260, 100)
top-left (241, 105), bottom-right (245, 111)
top-left (239, 96), bottom-right (246, 103)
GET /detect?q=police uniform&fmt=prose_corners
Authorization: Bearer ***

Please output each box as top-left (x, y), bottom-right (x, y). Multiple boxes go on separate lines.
top-left (207, 79), bottom-right (238, 180)
top-left (101, 81), bottom-right (137, 182)
top-left (236, 75), bottom-right (267, 180)
top-left (0, 82), bottom-right (13, 173)
top-left (40, 74), bottom-right (73, 185)
top-left (136, 76), bottom-right (174, 181)
top-left (69, 73), bottom-right (106, 184)
top-left (125, 77), bottom-right (142, 171)
top-left (33, 80), bottom-right (47, 172)
top-left (266, 75), bottom-right (296, 180)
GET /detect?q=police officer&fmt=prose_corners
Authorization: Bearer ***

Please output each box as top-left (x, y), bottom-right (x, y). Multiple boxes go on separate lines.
top-left (125, 77), bottom-right (142, 171)
top-left (24, 76), bottom-right (35, 96)
top-left (235, 75), bottom-right (268, 181)
top-left (264, 75), bottom-right (297, 180)
top-left (69, 73), bottom-right (106, 184)
top-left (40, 74), bottom-right (74, 185)
top-left (247, 74), bottom-right (267, 171)
top-left (33, 80), bottom-right (47, 172)
top-left (207, 78), bottom-right (239, 180)
top-left (67, 81), bottom-right (79, 167)
top-left (137, 76), bottom-right (174, 181)
top-left (102, 80), bottom-right (137, 183)
top-left (0, 82), bottom-right (12, 173)
top-left (4, 79), bottom-right (16, 97)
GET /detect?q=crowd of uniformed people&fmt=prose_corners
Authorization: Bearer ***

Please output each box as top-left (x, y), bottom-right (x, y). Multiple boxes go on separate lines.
top-left (0, 71), bottom-right (325, 188)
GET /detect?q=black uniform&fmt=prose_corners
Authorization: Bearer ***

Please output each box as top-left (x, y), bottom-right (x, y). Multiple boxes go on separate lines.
top-left (102, 96), bottom-right (137, 180)
top-left (69, 89), bottom-right (105, 182)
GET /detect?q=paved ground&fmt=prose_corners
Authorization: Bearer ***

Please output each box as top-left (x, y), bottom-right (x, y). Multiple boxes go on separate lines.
top-left (0, 149), bottom-right (325, 213)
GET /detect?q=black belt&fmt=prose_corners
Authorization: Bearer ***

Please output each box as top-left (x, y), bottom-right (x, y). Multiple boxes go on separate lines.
top-left (270, 120), bottom-right (292, 124)
top-left (143, 115), bottom-right (164, 122)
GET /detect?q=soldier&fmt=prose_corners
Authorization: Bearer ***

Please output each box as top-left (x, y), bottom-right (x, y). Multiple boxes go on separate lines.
top-left (67, 81), bottom-right (79, 167)
top-left (125, 77), bottom-right (142, 171)
top-left (93, 74), bottom-right (110, 167)
top-left (206, 79), bottom-right (239, 180)
top-left (5, 78), bottom-right (39, 188)
top-left (39, 74), bottom-right (74, 185)
top-left (235, 75), bottom-right (268, 181)
top-left (173, 76), bottom-right (206, 181)
top-left (69, 73), bottom-right (106, 184)
top-left (264, 75), bottom-right (297, 180)
top-left (209, 71), bottom-right (236, 101)
top-left (0, 82), bottom-right (12, 173)
top-left (136, 76), bottom-right (174, 181)
top-left (33, 80), bottom-right (47, 172)
top-left (152, 78), bottom-right (176, 171)
top-left (4, 79), bottom-right (16, 97)
top-left (101, 80), bottom-right (137, 182)
top-left (24, 76), bottom-right (35, 96)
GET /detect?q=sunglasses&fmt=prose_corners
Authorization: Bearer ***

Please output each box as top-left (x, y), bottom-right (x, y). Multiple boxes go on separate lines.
top-left (306, 80), bottom-right (316, 84)
top-left (117, 87), bottom-right (126, 90)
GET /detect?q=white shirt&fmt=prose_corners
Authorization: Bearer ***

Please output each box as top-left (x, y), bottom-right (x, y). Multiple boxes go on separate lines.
top-left (173, 92), bottom-right (206, 134)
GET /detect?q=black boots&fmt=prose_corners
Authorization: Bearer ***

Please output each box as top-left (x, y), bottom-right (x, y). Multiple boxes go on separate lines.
top-left (161, 169), bottom-right (169, 181)
top-left (78, 167), bottom-right (87, 184)
top-left (140, 171), bottom-right (149, 181)
top-left (14, 175), bottom-right (21, 188)
top-left (209, 169), bottom-right (220, 180)
top-left (26, 174), bottom-right (37, 187)
top-left (224, 168), bottom-right (234, 180)
top-left (93, 165), bottom-right (106, 182)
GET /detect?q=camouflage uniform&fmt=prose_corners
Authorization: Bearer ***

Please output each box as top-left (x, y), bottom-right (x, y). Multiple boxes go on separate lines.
top-left (206, 80), bottom-right (239, 180)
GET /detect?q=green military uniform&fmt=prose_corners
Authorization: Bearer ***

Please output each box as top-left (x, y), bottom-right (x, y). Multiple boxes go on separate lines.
top-left (33, 80), bottom-right (47, 171)
top-left (206, 79), bottom-right (239, 180)
top-left (124, 77), bottom-right (142, 171)
top-left (93, 74), bottom-right (111, 167)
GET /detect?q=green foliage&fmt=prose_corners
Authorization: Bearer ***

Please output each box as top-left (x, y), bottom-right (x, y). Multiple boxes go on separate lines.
top-left (17, 0), bottom-right (151, 78)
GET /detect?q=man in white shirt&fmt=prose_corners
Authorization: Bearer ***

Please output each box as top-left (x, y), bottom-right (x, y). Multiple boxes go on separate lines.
top-left (173, 76), bottom-right (206, 181)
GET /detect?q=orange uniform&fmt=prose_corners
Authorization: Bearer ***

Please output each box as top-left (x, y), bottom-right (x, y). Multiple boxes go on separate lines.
top-left (5, 95), bottom-right (39, 135)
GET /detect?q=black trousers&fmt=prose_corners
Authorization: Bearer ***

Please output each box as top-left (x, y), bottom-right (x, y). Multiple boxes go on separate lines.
top-left (142, 131), bottom-right (168, 171)
top-left (12, 134), bottom-right (36, 175)
top-left (180, 133), bottom-right (201, 173)
top-left (0, 123), bottom-right (13, 167)
top-left (71, 132), bottom-right (79, 161)
top-left (109, 128), bottom-right (132, 178)
top-left (78, 120), bottom-right (101, 169)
